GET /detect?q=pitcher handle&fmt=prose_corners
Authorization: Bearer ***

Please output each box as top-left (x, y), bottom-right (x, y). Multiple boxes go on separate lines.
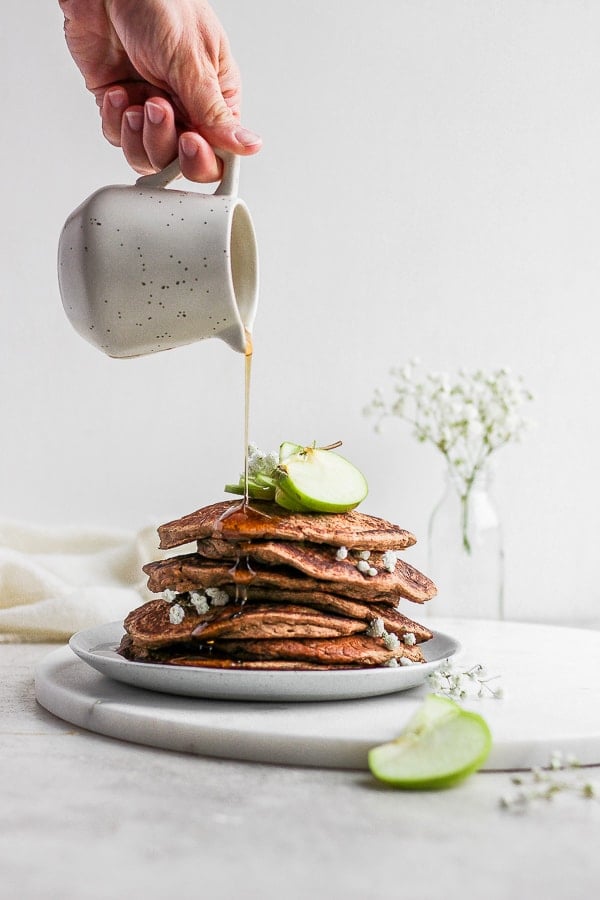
top-left (135, 150), bottom-right (240, 196)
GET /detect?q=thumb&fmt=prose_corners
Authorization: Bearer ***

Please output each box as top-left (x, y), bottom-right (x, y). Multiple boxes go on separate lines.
top-left (198, 119), bottom-right (263, 156)
top-left (176, 68), bottom-right (261, 156)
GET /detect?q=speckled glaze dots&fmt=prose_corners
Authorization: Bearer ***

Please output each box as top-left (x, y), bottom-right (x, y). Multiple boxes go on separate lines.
top-left (58, 155), bottom-right (258, 357)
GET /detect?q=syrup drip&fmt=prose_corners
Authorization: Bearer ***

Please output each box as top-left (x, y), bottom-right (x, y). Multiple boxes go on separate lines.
top-left (227, 332), bottom-right (254, 604)
top-left (228, 554), bottom-right (256, 607)
top-left (243, 329), bottom-right (252, 508)
top-left (215, 328), bottom-right (271, 605)
top-left (217, 328), bottom-right (254, 529)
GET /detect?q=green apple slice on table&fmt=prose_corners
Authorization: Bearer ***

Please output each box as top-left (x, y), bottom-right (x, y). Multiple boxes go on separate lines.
top-left (369, 694), bottom-right (492, 789)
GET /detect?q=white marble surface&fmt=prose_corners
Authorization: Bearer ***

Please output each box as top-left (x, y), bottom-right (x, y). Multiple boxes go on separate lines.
top-left (3, 640), bottom-right (600, 900)
top-left (35, 619), bottom-right (600, 770)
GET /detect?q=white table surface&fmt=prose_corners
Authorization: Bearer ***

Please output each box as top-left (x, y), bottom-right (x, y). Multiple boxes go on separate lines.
top-left (3, 638), bottom-right (600, 900)
top-left (36, 619), bottom-right (600, 770)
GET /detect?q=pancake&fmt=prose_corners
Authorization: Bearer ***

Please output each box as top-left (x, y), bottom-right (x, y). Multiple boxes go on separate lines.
top-left (143, 553), bottom-right (436, 604)
top-left (218, 635), bottom-right (426, 667)
top-left (157, 500), bottom-right (416, 551)
top-left (122, 499), bottom-right (437, 671)
top-left (124, 597), bottom-right (366, 647)
top-left (219, 590), bottom-right (433, 641)
top-left (191, 603), bottom-right (366, 640)
top-left (118, 636), bottom-right (356, 670)
top-left (123, 596), bottom-right (215, 648)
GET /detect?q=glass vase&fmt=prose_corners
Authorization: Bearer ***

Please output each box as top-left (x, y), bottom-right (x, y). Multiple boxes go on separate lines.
top-left (426, 466), bottom-right (504, 619)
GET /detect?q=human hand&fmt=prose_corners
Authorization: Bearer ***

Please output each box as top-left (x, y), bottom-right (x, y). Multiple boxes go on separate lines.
top-left (59, 0), bottom-right (261, 181)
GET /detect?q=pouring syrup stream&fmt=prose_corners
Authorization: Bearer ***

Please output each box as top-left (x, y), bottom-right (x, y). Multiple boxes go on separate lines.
top-left (225, 327), bottom-right (255, 603)
top-left (243, 328), bottom-right (252, 508)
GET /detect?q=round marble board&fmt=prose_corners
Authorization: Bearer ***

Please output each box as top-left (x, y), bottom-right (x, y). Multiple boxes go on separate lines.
top-left (35, 618), bottom-right (600, 771)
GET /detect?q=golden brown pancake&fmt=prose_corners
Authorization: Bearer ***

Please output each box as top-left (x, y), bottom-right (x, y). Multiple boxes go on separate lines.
top-left (157, 500), bottom-right (417, 551)
top-left (143, 552), bottom-right (436, 604)
top-left (121, 500), bottom-right (436, 671)
top-left (191, 603), bottom-right (365, 640)
top-left (217, 635), bottom-right (425, 667)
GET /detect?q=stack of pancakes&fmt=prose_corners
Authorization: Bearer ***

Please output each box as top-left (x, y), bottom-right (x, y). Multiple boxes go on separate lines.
top-left (118, 500), bottom-right (438, 670)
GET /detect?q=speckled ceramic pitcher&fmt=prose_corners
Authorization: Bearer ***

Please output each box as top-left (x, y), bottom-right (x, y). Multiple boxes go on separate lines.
top-left (58, 153), bottom-right (258, 356)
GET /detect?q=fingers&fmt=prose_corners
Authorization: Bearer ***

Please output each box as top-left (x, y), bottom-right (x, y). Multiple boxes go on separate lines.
top-left (102, 87), bottom-right (128, 147)
top-left (178, 132), bottom-right (222, 182)
top-left (121, 106), bottom-right (152, 175)
top-left (101, 89), bottom-right (262, 182)
top-left (103, 88), bottom-right (180, 174)
top-left (143, 99), bottom-right (178, 170)
top-left (118, 106), bottom-right (231, 182)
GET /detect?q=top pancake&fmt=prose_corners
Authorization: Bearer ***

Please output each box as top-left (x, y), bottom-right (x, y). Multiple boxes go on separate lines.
top-left (158, 500), bottom-right (417, 551)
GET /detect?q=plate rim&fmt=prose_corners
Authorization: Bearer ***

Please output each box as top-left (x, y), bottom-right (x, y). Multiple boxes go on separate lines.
top-left (69, 620), bottom-right (460, 701)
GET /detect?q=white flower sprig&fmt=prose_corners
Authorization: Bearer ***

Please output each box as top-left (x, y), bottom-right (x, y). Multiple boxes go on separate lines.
top-left (364, 360), bottom-right (533, 552)
top-left (427, 659), bottom-right (503, 700)
top-left (246, 444), bottom-right (280, 481)
top-left (500, 752), bottom-right (598, 812)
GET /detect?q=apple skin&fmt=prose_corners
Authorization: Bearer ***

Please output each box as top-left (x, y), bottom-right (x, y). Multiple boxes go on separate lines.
top-left (368, 694), bottom-right (492, 790)
top-left (224, 480), bottom-right (276, 501)
top-left (276, 447), bottom-right (368, 514)
top-left (274, 485), bottom-right (309, 512)
top-left (224, 442), bottom-right (369, 514)
top-left (279, 441), bottom-right (303, 462)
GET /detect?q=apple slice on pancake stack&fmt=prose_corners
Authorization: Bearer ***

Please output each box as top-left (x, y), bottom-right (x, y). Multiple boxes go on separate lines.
top-left (118, 499), bottom-right (438, 670)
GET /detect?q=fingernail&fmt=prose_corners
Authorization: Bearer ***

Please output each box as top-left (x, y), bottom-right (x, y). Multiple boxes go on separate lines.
top-left (106, 88), bottom-right (127, 109)
top-left (124, 110), bottom-right (144, 132)
top-left (180, 136), bottom-right (199, 158)
top-left (145, 101), bottom-right (165, 126)
top-left (234, 127), bottom-right (261, 147)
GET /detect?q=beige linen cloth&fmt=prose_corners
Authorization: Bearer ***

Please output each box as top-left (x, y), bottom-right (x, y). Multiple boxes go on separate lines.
top-left (0, 520), bottom-right (163, 642)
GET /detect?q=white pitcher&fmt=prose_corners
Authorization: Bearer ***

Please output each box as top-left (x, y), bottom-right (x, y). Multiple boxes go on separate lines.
top-left (58, 153), bottom-right (258, 357)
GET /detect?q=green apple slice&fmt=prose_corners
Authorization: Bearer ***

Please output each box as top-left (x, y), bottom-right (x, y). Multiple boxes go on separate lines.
top-left (279, 441), bottom-right (303, 462)
top-left (224, 479), bottom-right (276, 501)
top-left (254, 473), bottom-right (278, 490)
top-left (274, 485), bottom-right (309, 512)
top-left (368, 694), bottom-right (492, 789)
top-left (276, 446), bottom-right (368, 514)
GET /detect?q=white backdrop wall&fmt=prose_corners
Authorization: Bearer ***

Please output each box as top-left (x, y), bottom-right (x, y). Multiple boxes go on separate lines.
top-left (1, 1), bottom-right (598, 624)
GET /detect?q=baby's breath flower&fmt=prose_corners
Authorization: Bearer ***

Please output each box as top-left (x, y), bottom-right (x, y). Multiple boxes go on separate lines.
top-left (383, 632), bottom-right (400, 650)
top-left (381, 550), bottom-right (398, 573)
top-left (246, 445), bottom-right (279, 480)
top-left (427, 670), bottom-right (444, 689)
top-left (366, 617), bottom-right (385, 638)
top-left (189, 591), bottom-right (210, 614)
top-left (206, 587), bottom-right (230, 607)
top-left (162, 589), bottom-right (178, 603)
top-left (357, 560), bottom-right (371, 574)
top-left (335, 546), bottom-right (348, 561)
top-left (364, 362), bottom-right (533, 551)
top-left (500, 752), bottom-right (599, 812)
top-left (427, 659), bottom-right (503, 701)
top-left (169, 603), bottom-right (185, 625)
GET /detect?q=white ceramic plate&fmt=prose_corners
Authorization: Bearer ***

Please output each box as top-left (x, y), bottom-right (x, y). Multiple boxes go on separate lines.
top-left (69, 621), bottom-right (460, 703)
